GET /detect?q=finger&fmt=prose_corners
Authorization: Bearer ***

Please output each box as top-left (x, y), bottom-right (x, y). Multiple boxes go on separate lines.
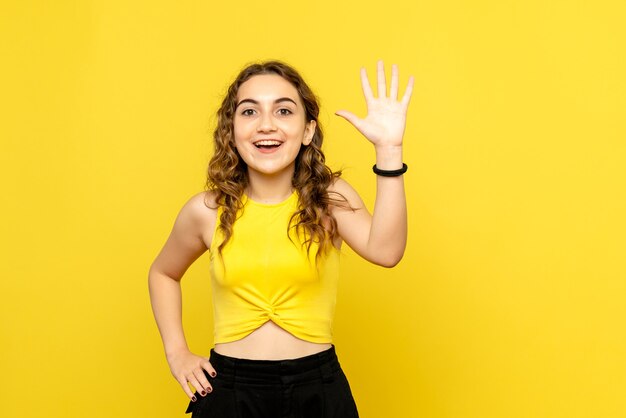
top-left (360, 67), bottom-right (374, 102)
top-left (335, 110), bottom-right (362, 130)
top-left (401, 75), bottom-right (415, 108)
top-left (176, 375), bottom-right (198, 402)
top-left (187, 373), bottom-right (208, 397)
top-left (193, 368), bottom-right (212, 394)
top-left (390, 64), bottom-right (399, 100)
top-left (203, 359), bottom-right (217, 378)
top-left (377, 59), bottom-right (386, 98)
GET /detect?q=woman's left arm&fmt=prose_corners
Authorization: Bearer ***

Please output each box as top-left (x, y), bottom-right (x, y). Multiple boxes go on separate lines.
top-left (333, 60), bottom-right (414, 267)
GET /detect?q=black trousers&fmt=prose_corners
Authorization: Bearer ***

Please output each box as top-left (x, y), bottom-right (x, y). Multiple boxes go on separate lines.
top-left (184, 344), bottom-right (359, 418)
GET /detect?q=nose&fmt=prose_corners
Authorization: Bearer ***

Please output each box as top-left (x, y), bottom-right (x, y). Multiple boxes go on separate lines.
top-left (257, 112), bottom-right (277, 132)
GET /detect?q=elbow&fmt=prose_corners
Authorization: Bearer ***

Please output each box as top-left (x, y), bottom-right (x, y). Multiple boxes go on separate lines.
top-left (148, 264), bottom-right (181, 284)
top-left (148, 264), bottom-right (159, 283)
top-left (377, 258), bottom-right (401, 268)
top-left (364, 240), bottom-right (406, 267)
top-left (373, 251), bottom-right (404, 268)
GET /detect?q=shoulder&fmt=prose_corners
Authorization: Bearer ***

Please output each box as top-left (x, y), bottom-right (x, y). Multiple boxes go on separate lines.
top-left (327, 177), bottom-right (366, 213)
top-left (325, 177), bottom-right (372, 249)
top-left (180, 190), bottom-right (219, 247)
top-left (149, 191), bottom-right (219, 279)
top-left (182, 190), bottom-right (218, 219)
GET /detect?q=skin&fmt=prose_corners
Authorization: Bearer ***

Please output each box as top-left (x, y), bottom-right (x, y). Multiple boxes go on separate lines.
top-left (231, 73), bottom-right (316, 203)
top-left (148, 60), bottom-right (414, 402)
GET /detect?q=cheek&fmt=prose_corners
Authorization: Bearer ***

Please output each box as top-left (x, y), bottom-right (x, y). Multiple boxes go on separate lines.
top-left (233, 114), bottom-right (255, 129)
top-left (232, 126), bottom-right (246, 146)
top-left (279, 121), bottom-right (306, 136)
top-left (232, 119), bottom-right (244, 137)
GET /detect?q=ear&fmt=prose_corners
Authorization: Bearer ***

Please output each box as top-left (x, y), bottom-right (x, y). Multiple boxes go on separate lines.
top-left (303, 120), bottom-right (316, 146)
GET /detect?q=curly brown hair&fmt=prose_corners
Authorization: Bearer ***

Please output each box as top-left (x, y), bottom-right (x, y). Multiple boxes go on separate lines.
top-left (204, 60), bottom-right (351, 264)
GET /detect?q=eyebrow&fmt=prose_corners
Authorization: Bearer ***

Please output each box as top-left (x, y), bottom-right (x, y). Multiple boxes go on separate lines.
top-left (236, 97), bottom-right (298, 109)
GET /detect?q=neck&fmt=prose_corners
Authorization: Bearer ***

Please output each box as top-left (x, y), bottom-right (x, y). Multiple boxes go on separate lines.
top-left (246, 166), bottom-right (295, 204)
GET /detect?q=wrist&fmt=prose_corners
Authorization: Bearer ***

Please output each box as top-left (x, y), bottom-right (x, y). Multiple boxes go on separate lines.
top-left (374, 145), bottom-right (403, 170)
top-left (373, 163), bottom-right (408, 177)
top-left (165, 344), bottom-right (190, 360)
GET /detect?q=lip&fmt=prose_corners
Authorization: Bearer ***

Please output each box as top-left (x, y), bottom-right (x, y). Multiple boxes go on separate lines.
top-left (253, 138), bottom-right (283, 145)
top-left (252, 138), bottom-right (284, 154)
top-left (254, 142), bottom-right (283, 154)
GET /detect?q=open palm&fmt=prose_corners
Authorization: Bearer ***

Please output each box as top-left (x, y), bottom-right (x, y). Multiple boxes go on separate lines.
top-left (336, 60), bottom-right (414, 148)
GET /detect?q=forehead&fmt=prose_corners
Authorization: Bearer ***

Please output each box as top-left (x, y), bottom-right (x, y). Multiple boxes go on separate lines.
top-left (237, 74), bottom-right (300, 102)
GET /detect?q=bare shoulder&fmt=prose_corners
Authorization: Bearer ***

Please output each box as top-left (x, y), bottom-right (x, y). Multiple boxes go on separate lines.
top-left (327, 177), bottom-right (366, 213)
top-left (323, 176), bottom-right (373, 255)
top-left (184, 190), bottom-right (218, 248)
top-left (149, 190), bottom-right (218, 280)
top-left (185, 189), bottom-right (218, 214)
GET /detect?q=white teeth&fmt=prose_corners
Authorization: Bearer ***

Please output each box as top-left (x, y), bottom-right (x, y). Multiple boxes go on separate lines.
top-left (255, 140), bottom-right (282, 146)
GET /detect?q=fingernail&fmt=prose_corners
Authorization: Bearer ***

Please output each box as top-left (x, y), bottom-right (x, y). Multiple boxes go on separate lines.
top-left (210, 372), bottom-right (216, 377)
top-left (207, 387), bottom-right (212, 392)
top-left (201, 390), bottom-right (206, 396)
top-left (192, 396), bottom-right (197, 402)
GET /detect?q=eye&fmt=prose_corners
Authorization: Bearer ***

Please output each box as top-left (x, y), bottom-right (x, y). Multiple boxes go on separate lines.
top-left (278, 108), bottom-right (293, 116)
top-left (241, 109), bottom-right (255, 116)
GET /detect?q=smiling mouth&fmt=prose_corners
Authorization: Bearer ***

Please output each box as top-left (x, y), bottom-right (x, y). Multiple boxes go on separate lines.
top-left (254, 140), bottom-right (283, 149)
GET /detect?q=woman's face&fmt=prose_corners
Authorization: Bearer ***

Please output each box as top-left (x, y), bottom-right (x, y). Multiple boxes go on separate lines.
top-left (233, 74), bottom-right (316, 178)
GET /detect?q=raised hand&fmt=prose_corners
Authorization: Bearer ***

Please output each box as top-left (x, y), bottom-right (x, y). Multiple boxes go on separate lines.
top-left (335, 60), bottom-right (414, 148)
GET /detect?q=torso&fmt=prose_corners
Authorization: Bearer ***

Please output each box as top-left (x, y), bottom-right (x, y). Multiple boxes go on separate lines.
top-left (198, 190), bottom-right (340, 360)
top-left (213, 321), bottom-right (332, 360)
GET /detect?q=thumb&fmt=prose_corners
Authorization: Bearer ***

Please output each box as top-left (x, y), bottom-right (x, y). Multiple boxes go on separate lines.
top-left (335, 110), bottom-right (362, 129)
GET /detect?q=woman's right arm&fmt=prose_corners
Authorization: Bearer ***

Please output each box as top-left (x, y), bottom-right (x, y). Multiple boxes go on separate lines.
top-left (148, 191), bottom-right (217, 401)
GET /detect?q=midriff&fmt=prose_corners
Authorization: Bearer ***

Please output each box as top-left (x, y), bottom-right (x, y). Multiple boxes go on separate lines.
top-left (213, 320), bottom-right (332, 360)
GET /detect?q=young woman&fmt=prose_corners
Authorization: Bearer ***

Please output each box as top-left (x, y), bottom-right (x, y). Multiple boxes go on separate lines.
top-left (148, 59), bottom-right (413, 417)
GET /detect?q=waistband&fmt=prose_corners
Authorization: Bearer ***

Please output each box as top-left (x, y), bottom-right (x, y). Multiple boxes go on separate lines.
top-left (208, 344), bottom-right (341, 387)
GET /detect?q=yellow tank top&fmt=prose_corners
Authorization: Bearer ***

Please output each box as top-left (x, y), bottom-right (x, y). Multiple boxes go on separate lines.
top-left (209, 190), bottom-right (341, 344)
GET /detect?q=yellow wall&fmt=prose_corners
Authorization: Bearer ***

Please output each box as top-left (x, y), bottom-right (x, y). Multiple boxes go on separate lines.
top-left (1, 1), bottom-right (625, 417)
